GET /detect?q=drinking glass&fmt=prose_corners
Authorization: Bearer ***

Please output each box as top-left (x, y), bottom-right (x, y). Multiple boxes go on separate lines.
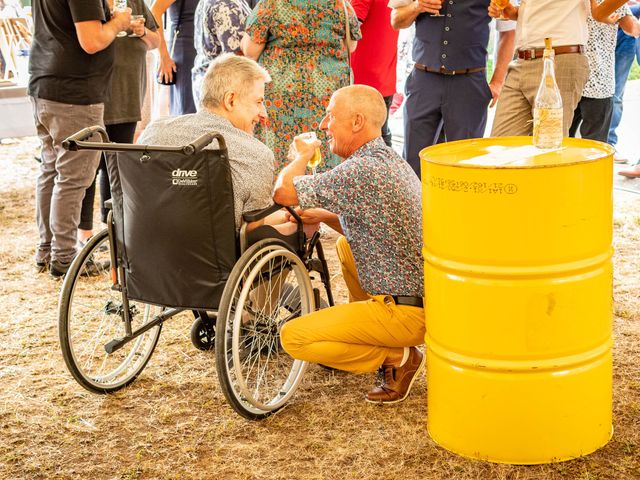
top-left (128, 15), bottom-right (145, 37)
top-left (494, 0), bottom-right (510, 19)
top-left (114, 0), bottom-right (128, 37)
top-left (301, 132), bottom-right (322, 174)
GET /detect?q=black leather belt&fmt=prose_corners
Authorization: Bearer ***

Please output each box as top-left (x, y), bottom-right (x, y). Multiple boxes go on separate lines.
top-left (414, 63), bottom-right (486, 76)
top-left (391, 296), bottom-right (424, 308)
top-left (517, 45), bottom-right (584, 60)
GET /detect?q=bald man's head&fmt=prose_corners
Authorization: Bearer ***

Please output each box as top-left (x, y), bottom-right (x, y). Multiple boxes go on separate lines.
top-left (319, 85), bottom-right (390, 158)
top-left (333, 85), bottom-right (388, 132)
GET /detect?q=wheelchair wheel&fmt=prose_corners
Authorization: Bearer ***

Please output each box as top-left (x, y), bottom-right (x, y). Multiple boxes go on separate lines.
top-left (215, 239), bottom-right (314, 420)
top-left (190, 311), bottom-right (216, 351)
top-left (59, 229), bottom-right (162, 393)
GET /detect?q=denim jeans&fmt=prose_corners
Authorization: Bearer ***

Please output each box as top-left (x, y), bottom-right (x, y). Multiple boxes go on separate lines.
top-left (607, 5), bottom-right (640, 146)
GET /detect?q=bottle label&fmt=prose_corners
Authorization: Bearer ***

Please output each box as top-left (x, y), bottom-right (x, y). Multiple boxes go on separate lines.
top-left (533, 107), bottom-right (563, 149)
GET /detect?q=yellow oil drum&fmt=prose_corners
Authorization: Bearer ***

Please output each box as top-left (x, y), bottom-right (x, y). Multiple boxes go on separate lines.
top-left (421, 137), bottom-right (614, 464)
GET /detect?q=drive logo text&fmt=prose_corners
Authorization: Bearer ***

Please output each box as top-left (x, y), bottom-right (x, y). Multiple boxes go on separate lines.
top-left (171, 168), bottom-right (198, 186)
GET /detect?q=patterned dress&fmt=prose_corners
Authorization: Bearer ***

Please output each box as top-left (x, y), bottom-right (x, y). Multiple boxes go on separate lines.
top-left (245, 0), bottom-right (361, 173)
top-left (192, 0), bottom-right (252, 106)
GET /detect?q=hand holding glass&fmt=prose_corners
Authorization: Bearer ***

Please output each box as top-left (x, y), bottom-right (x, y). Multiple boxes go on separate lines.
top-left (494, 0), bottom-right (510, 19)
top-left (301, 132), bottom-right (322, 174)
top-left (114, 0), bottom-right (128, 37)
top-left (128, 15), bottom-right (145, 37)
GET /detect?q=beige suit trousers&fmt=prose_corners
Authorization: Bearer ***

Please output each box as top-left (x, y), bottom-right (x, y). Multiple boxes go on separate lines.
top-left (491, 53), bottom-right (590, 137)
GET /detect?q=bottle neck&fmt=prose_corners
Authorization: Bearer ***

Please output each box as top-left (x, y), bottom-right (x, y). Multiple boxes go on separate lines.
top-left (542, 54), bottom-right (556, 87)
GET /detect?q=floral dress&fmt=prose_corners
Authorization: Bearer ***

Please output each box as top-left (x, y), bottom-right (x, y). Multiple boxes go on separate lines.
top-left (192, 0), bottom-right (252, 106)
top-left (245, 0), bottom-right (361, 173)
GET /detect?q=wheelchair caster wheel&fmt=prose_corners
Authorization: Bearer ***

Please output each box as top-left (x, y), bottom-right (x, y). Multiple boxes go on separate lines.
top-left (190, 312), bottom-right (215, 351)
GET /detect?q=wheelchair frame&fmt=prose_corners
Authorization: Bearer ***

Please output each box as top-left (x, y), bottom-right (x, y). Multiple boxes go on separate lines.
top-left (58, 126), bottom-right (335, 420)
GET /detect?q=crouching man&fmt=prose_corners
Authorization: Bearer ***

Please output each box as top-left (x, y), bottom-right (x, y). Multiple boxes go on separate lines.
top-left (273, 85), bottom-right (426, 403)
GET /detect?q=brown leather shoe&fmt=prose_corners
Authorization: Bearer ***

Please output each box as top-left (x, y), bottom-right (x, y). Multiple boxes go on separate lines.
top-left (365, 347), bottom-right (425, 404)
top-left (618, 164), bottom-right (640, 178)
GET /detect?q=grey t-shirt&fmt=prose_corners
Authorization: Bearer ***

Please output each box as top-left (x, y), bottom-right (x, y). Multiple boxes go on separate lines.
top-left (138, 110), bottom-right (275, 229)
top-left (104, 0), bottom-right (158, 125)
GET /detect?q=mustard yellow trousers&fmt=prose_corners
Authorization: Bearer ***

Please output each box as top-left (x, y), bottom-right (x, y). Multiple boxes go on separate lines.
top-left (280, 236), bottom-right (425, 373)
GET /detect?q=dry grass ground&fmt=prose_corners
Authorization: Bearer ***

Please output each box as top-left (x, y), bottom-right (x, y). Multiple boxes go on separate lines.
top-left (0, 137), bottom-right (639, 480)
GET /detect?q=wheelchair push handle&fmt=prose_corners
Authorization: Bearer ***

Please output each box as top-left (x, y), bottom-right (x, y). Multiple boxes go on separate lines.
top-left (62, 125), bottom-right (110, 151)
top-left (184, 132), bottom-right (227, 155)
top-left (63, 128), bottom-right (227, 155)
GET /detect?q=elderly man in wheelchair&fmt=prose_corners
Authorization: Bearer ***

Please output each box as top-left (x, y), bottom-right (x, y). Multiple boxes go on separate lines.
top-left (58, 54), bottom-right (332, 420)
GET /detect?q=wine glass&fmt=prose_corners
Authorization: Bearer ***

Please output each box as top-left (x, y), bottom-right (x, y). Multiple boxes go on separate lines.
top-left (128, 15), bottom-right (145, 37)
top-left (302, 132), bottom-right (322, 175)
top-left (114, 0), bottom-right (128, 37)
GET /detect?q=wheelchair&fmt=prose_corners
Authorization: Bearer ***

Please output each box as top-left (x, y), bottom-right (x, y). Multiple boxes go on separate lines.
top-left (58, 126), bottom-right (334, 420)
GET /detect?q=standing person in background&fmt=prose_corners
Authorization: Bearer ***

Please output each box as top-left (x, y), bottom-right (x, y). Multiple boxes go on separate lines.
top-left (569, 2), bottom-right (640, 144)
top-left (191, 0), bottom-right (252, 107)
top-left (29, 0), bottom-right (131, 277)
top-left (391, 0), bottom-right (513, 178)
top-left (489, 0), bottom-right (590, 138)
top-left (608, 1), bottom-right (640, 164)
top-left (350, 0), bottom-right (398, 147)
top-left (78, 0), bottom-right (160, 245)
top-left (241, 0), bottom-right (361, 173)
top-left (151, 0), bottom-right (198, 115)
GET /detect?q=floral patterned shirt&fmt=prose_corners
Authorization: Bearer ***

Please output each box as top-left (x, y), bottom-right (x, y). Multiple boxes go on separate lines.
top-left (583, 1), bottom-right (632, 99)
top-left (294, 137), bottom-right (424, 297)
top-left (192, 0), bottom-right (251, 96)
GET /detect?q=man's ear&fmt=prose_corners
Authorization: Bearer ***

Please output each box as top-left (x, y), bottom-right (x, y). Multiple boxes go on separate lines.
top-left (222, 91), bottom-right (236, 111)
top-left (352, 112), bottom-right (365, 133)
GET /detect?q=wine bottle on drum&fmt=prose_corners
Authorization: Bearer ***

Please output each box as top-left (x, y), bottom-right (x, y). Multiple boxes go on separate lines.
top-left (533, 38), bottom-right (563, 150)
top-left (114, 0), bottom-right (128, 37)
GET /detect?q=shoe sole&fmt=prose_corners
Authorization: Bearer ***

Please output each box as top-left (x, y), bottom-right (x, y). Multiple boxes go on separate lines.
top-left (364, 351), bottom-right (427, 405)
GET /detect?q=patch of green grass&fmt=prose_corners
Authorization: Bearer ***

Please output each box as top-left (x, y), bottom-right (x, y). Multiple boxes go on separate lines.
top-left (628, 62), bottom-right (640, 81)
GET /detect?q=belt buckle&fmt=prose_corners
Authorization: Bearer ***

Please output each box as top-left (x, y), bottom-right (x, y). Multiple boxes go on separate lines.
top-left (527, 48), bottom-right (537, 60)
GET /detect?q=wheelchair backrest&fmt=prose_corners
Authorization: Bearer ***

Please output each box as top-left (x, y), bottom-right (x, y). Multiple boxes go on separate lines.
top-left (106, 143), bottom-right (237, 310)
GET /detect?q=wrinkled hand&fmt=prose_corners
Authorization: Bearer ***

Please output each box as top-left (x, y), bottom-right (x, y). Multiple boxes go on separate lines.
top-left (285, 207), bottom-right (330, 225)
top-left (288, 134), bottom-right (321, 165)
top-left (158, 53), bottom-right (177, 83)
top-left (111, 8), bottom-right (132, 32)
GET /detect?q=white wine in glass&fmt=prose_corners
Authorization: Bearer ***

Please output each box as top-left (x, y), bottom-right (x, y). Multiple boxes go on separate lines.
top-left (302, 132), bottom-right (322, 174)
top-left (494, 0), bottom-right (510, 19)
top-left (114, 0), bottom-right (128, 37)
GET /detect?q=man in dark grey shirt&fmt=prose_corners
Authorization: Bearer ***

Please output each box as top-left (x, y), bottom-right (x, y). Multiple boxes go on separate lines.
top-left (30, 0), bottom-right (131, 277)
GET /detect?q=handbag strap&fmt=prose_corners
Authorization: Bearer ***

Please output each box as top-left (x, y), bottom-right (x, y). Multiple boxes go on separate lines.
top-left (164, 0), bottom-right (186, 33)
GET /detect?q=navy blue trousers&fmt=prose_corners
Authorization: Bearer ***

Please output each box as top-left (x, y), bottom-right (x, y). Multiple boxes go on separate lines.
top-left (403, 68), bottom-right (492, 178)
